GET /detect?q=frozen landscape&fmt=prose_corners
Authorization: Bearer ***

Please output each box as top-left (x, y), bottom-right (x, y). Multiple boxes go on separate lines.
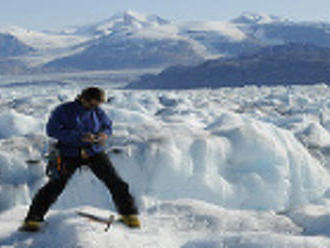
top-left (0, 75), bottom-right (330, 247)
top-left (3, 10), bottom-right (330, 76)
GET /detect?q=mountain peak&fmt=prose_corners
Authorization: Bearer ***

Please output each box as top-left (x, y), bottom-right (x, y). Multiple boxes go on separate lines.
top-left (110, 10), bottom-right (148, 24)
top-left (232, 12), bottom-right (284, 24)
top-left (74, 10), bottom-right (170, 36)
top-left (109, 10), bottom-right (170, 26)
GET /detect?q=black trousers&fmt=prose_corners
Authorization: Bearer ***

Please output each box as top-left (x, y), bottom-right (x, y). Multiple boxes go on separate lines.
top-left (26, 152), bottom-right (138, 221)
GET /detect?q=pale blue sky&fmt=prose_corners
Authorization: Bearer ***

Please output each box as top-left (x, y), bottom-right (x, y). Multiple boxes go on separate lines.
top-left (1, 0), bottom-right (329, 30)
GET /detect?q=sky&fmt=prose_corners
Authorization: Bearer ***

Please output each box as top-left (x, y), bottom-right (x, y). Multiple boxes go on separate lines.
top-left (0, 0), bottom-right (330, 30)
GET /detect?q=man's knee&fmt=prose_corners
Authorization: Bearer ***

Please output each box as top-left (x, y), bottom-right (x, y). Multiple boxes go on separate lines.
top-left (45, 177), bottom-right (67, 196)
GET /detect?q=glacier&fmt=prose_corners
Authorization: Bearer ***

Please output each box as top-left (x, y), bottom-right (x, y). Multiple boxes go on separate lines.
top-left (0, 81), bottom-right (330, 247)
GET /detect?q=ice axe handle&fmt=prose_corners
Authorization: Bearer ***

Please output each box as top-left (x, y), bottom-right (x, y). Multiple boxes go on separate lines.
top-left (105, 215), bottom-right (115, 232)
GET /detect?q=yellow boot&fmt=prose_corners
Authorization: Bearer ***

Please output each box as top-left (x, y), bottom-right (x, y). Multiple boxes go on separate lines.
top-left (19, 220), bottom-right (45, 232)
top-left (119, 215), bottom-right (141, 228)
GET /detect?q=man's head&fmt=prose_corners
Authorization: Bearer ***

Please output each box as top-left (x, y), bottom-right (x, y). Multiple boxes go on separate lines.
top-left (78, 87), bottom-right (106, 110)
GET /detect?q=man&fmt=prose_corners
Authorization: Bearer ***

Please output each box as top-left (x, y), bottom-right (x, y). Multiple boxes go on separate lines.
top-left (21, 87), bottom-right (140, 231)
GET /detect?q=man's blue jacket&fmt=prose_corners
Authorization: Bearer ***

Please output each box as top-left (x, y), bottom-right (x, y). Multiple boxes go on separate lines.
top-left (46, 99), bottom-right (112, 157)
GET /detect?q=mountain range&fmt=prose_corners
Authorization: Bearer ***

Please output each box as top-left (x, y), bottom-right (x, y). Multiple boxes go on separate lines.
top-left (1, 10), bottom-right (330, 85)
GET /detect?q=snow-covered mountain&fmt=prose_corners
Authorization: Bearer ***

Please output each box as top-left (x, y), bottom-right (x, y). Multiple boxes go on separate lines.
top-left (0, 26), bottom-right (91, 70)
top-left (0, 33), bottom-right (34, 74)
top-left (42, 11), bottom-right (205, 71)
top-left (43, 37), bottom-right (205, 71)
top-left (0, 26), bottom-right (89, 50)
top-left (0, 32), bottom-right (34, 57)
top-left (3, 11), bottom-right (330, 74)
top-left (232, 12), bottom-right (286, 25)
top-left (41, 11), bottom-right (330, 72)
top-left (71, 10), bottom-right (170, 37)
top-left (235, 15), bottom-right (330, 47)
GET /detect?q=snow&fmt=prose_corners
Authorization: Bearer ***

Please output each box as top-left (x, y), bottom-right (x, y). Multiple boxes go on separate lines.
top-left (0, 110), bottom-right (41, 139)
top-left (180, 21), bottom-right (247, 42)
top-left (133, 23), bottom-right (180, 40)
top-left (231, 12), bottom-right (285, 25)
top-left (74, 10), bottom-right (169, 37)
top-left (0, 25), bottom-right (92, 67)
top-left (2, 201), bottom-right (330, 247)
top-left (0, 80), bottom-right (330, 247)
top-left (4, 10), bottom-right (326, 70)
top-left (3, 10), bottom-right (330, 72)
top-left (0, 25), bottom-right (90, 50)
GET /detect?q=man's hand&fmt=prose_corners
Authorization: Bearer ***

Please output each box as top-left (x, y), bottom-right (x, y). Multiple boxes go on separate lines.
top-left (95, 132), bottom-right (108, 146)
top-left (82, 132), bottom-right (108, 145)
top-left (81, 133), bottom-right (97, 143)
top-left (97, 132), bottom-right (108, 141)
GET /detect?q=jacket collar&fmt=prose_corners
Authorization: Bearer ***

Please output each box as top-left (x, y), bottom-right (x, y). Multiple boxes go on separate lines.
top-left (74, 99), bottom-right (100, 113)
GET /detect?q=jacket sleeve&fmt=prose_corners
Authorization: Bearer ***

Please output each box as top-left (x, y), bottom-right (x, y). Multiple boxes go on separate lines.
top-left (46, 105), bottom-right (84, 146)
top-left (97, 108), bottom-right (113, 137)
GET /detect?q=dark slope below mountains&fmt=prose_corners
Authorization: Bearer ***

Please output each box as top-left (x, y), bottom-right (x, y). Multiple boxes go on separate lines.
top-left (127, 43), bottom-right (330, 89)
